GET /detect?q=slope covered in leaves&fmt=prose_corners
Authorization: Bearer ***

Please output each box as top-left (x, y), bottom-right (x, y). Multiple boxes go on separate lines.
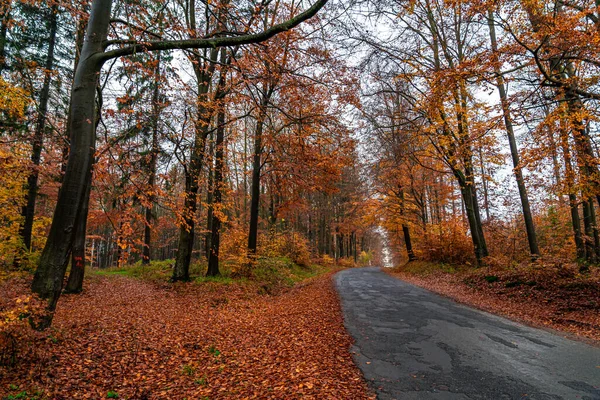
top-left (0, 272), bottom-right (373, 399)
top-left (387, 262), bottom-right (600, 342)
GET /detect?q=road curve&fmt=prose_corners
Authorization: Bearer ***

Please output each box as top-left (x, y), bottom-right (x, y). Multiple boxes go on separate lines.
top-left (334, 267), bottom-right (600, 400)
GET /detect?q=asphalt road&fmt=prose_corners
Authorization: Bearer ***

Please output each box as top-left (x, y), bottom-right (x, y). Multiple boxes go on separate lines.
top-left (334, 267), bottom-right (600, 400)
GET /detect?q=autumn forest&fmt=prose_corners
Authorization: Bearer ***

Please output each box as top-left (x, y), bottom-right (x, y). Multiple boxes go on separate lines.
top-left (1, 0), bottom-right (599, 398)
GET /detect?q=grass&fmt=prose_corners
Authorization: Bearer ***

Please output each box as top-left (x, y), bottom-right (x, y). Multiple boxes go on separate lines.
top-left (249, 257), bottom-right (330, 293)
top-left (88, 256), bottom-right (333, 292)
top-left (90, 259), bottom-right (174, 280)
top-left (2, 389), bottom-right (43, 400)
top-left (394, 260), bottom-right (464, 276)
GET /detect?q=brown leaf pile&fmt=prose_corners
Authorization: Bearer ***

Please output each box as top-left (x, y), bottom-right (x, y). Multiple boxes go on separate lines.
top-left (0, 274), bottom-right (374, 399)
top-left (387, 264), bottom-right (600, 343)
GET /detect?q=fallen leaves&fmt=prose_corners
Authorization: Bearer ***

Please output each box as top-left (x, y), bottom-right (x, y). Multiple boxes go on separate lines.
top-left (0, 273), bottom-right (374, 399)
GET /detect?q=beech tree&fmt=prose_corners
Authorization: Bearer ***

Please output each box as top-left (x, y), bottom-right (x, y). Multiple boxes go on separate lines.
top-left (487, 7), bottom-right (540, 259)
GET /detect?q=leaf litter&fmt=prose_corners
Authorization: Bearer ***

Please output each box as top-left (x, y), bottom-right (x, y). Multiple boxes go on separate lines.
top-left (0, 273), bottom-right (375, 399)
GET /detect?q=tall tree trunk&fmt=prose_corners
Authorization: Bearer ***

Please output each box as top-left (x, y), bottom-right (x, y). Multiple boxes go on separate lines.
top-left (206, 46), bottom-right (230, 277)
top-left (31, 0), bottom-right (112, 328)
top-left (399, 188), bottom-right (416, 261)
top-left (143, 57), bottom-right (161, 265)
top-left (564, 83), bottom-right (600, 265)
top-left (478, 147), bottom-right (491, 221)
top-left (559, 119), bottom-right (586, 260)
top-left (172, 47), bottom-right (219, 282)
top-left (247, 86), bottom-right (272, 256)
top-left (439, 105), bottom-right (489, 265)
top-left (544, 106), bottom-right (563, 202)
top-left (207, 94), bottom-right (226, 276)
top-left (582, 199), bottom-right (597, 265)
top-left (353, 232), bottom-right (358, 262)
top-left (64, 77), bottom-right (102, 293)
top-left (247, 116), bottom-right (263, 256)
top-left (58, 11), bottom-right (86, 185)
top-left (469, 174), bottom-right (488, 259)
top-left (0, 3), bottom-right (9, 72)
top-left (457, 79), bottom-right (489, 264)
top-left (205, 131), bottom-right (215, 259)
top-left (454, 168), bottom-right (488, 265)
top-left (19, 4), bottom-right (59, 254)
top-left (488, 9), bottom-right (540, 258)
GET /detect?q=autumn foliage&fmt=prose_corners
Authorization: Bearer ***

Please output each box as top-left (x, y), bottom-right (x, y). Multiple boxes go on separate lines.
top-left (2, 0), bottom-right (600, 395)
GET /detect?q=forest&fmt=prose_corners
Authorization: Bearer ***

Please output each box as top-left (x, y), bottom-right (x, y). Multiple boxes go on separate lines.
top-left (0, 0), bottom-right (599, 398)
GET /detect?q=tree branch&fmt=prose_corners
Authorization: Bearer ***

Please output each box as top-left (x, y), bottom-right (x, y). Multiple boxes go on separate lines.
top-left (99, 0), bottom-right (328, 62)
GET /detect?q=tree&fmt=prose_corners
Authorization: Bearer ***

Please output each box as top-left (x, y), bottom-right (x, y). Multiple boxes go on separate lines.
top-left (206, 49), bottom-right (230, 277)
top-left (487, 7), bottom-right (539, 259)
top-left (18, 3), bottom-right (59, 258)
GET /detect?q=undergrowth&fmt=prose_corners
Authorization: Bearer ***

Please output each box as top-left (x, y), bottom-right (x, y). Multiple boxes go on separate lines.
top-left (392, 260), bottom-right (465, 276)
top-left (89, 256), bottom-right (335, 294)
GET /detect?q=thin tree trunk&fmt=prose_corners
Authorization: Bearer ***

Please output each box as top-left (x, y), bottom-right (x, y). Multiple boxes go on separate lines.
top-left (19, 4), bottom-right (59, 253)
top-left (582, 199), bottom-right (597, 265)
top-left (455, 168), bottom-right (488, 265)
top-left (207, 96), bottom-right (226, 276)
top-left (478, 147), bottom-right (491, 221)
top-left (247, 86), bottom-right (272, 256)
top-left (207, 46), bottom-right (230, 277)
top-left (564, 84), bottom-right (600, 265)
top-left (457, 79), bottom-right (489, 263)
top-left (399, 188), bottom-right (416, 261)
top-left (172, 47), bottom-right (219, 282)
top-left (559, 119), bottom-right (585, 259)
top-left (143, 57), bottom-right (161, 265)
top-left (0, 3), bottom-right (9, 72)
top-left (247, 116), bottom-right (263, 256)
top-left (487, 9), bottom-right (539, 258)
top-left (205, 131), bottom-right (215, 259)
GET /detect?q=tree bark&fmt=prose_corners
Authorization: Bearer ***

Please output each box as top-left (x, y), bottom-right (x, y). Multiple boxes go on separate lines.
top-left (206, 110), bottom-right (224, 276)
top-left (559, 118), bottom-right (586, 260)
top-left (399, 188), bottom-right (416, 261)
top-left (143, 57), bottom-right (161, 265)
top-left (31, 0), bottom-right (111, 328)
top-left (247, 86), bottom-right (272, 256)
top-left (205, 131), bottom-right (215, 259)
top-left (564, 85), bottom-right (600, 265)
top-left (64, 175), bottom-right (92, 293)
top-left (207, 62), bottom-right (227, 276)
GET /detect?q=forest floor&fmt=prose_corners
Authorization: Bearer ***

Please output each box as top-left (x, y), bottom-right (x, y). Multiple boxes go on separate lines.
top-left (0, 260), bottom-right (374, 400)
top-left (386, 261), bottom-right (600, 343)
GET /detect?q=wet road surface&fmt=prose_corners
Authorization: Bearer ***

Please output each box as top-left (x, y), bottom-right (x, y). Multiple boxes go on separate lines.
top-left (335, 267), bottom-right (600, 400)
